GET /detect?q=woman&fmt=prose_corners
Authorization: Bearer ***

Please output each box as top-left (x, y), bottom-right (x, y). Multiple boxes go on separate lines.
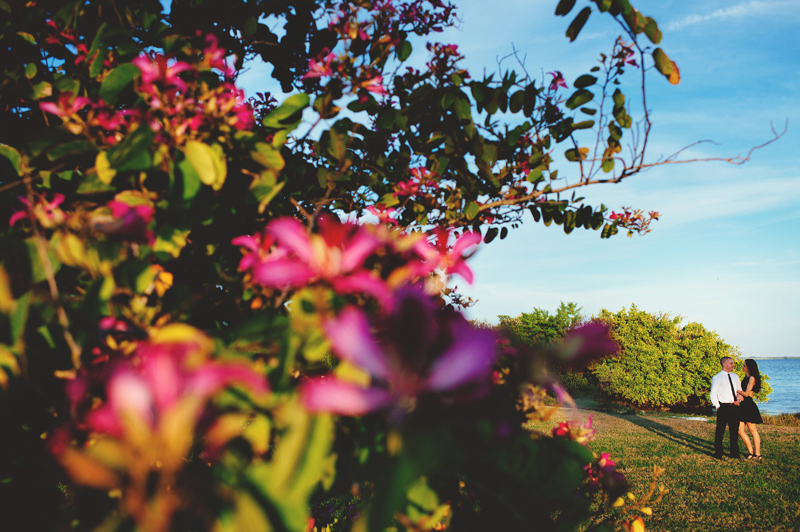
top-left (737, 358), bottom-right (764, 460)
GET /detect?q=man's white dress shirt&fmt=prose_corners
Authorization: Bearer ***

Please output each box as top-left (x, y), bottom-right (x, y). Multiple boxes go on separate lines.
top-left (710, 370), bottom-right (742, 408)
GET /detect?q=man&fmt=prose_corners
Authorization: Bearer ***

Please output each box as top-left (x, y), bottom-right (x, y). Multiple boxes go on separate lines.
top-left (709, 356), bottom-right (743, 459)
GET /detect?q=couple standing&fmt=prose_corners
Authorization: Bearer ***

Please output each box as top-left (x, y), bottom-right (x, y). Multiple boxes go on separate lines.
top-left (709, 357), bottom-right (764, 460)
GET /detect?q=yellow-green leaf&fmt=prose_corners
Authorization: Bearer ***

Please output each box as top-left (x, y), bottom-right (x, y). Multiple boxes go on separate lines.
top-left (652, 48), bottom-right (680, 85)
top-left (184, 141), bottom-right (227, 191)
top-left (0, 265), bottom-right (15, 314)
top-left (95, 151), bottom-right (117, 184)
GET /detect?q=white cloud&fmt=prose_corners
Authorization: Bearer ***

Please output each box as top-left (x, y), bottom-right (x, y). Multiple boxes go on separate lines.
top-left (666, 1), bottom-right (800, 31)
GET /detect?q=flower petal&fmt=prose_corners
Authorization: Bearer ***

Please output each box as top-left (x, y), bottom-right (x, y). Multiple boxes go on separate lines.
top-left (252, 258), bottom-right (315, 288)
top-left (323, 307), bottom-right (392, 380)
top-left (268, 217), bottom-right (314, 264)
top-left (300, 378), bottom-right (393, 416)
top-left (425, 321), bottom-right (496, 392)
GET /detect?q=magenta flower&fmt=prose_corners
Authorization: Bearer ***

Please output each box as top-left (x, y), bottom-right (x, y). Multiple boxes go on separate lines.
top-left (132, 54), bottom-right (192, 94)
top-left (39, 93), bottom-right (92, 119)
top-left (552, 414), bottom-right (595, 444)
top-left (84, 333), bottom-right (268, 438)
top-left (91, 200), bottom-right (155, 242)
top-left (300, 288), bottom-right (497, 418)
top-left (302, 51), bottom-right (336, 80)
top-left (412, 227), bottom-right (481, 284)
top-left (9, 193), bottom-right (66, 228)
top-left (366, 204), bottom-right (399, 226)
top-left (547, 71), bottom-right (568, 91)
top-left (360, 74), bottom-right (387, 95)
top-left (559, 322), bottom-right (619, 364)
top-left (203, 34), bottom-right (235, 77)
top-left (394, 167), bottom-right (439, 198)
top-left (235, 215), bottom-right (391, 303)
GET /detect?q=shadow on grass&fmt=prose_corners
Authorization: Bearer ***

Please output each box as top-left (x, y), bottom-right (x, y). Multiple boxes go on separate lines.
top-left (607, 413), bottom-right (716, 455)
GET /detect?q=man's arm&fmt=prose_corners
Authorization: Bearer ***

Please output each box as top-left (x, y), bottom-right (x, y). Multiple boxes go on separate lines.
top-left (709, 374), bottom-right (721, 408)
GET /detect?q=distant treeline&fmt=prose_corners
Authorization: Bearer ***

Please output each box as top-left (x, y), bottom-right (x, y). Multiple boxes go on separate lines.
top-left (493, 303), bottom-right (771, 410)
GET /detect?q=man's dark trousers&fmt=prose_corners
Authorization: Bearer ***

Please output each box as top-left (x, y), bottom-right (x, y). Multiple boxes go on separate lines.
top-left (714, 404), bottom-right (740, 458)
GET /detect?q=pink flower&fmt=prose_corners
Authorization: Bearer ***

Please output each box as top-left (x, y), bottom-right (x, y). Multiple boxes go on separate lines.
top-left (84, 333), bottom-right (268, 438)
top-left (552, 414), bottom-right (595, 444)
top-left (9, 193), bottom-right (66, 228)
top-left (360, 74), bottom-right (387, 95)
top-left (91, 200), bottom-right (155, 242)
top-left (413, 227), bottom-right (481, 283)
top-left (39, 93), bottom-right (92, 119)
top-left (132, 54), bottom-right (192, 94)
top-left (300, 288), bottom-right (497, 418)
top-left (236, 215), bottom-right (390, 303)
top-left (366, 204), bottom-right (399, 226)
top-left (394, 167), bottom-right (438, 198)
top-left (302, 51), bottom-right (336, 80)
top-left (203, 34), bottom-right (235, 77)
top-left (547, 71), bottom-right (568, 91)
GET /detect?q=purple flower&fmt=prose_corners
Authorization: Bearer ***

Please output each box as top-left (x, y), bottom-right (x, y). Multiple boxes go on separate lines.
top-left (547, 71), bottom-right (568, 91)
top-left (300, 288), bottom-right (497, 418)
top-left (559, 322), bottom-right (619, 365)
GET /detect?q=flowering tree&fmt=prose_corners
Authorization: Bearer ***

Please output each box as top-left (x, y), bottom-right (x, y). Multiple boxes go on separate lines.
top-left (0, 0), bottom-right (770, 530)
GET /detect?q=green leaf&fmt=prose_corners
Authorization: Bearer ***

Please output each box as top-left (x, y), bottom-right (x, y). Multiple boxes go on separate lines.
top-left (563, 209), bottom-right (576, 234)
top-left (465, 201), bottom-right (480, 220)
top-left (25, 238), bottom-right (60, 284)
top-left (99, 63), bottom-right (139, 105)
top-left (153, 225), bottom-right (191, 258)
top-left (453, 95), bottom-right (471, 121)
top-left (644, 16), bottom-right (662, 44)
top-left (0, 144), bottom-right (21, 175)
top-left (612, 88), bottom-right (625, 108)
top-left (175, 154), bottom-right (203, 202)
top-left (108, 125), bottom-right (154, 171)
top-left (251, 142), bottom-right (285, 172)
top-left (483, 227), bottom-right (499, 243)
top-left (580, 107), bottom-right (597, 115)
top-left (529, 205), bottom-right (541, 222)
top-left (573, 74), bottom-right (597, 89)
top-left (16, 31), bottom-right (35, 44)
top-left (24, 63), bottom-right (37, 79)
top-left (555, 0), bottom-right (576, 16)
top-left (509, 90), bottom-right (525, 113)
top-left (652, 48), bottom-right (680, 84)
top-left (565, 89), bottom-right (593, 110)
top-left (9, 291), bottom-right (30, 345)
top-left (30, 81), bottom-right (52, 100)
top-left (46, 140), bottom-right (94, 161)
top-left (397, 40), bottom-right (412, 61)
top-left (566, 7), bottom-right (591, 42)
top-left (602, 157), bottom-right (615, 173)
top-left (263, 93), bottom-right (310, 129)
top-left (184, 141), bottom-right (227, 191)
top-left (573, 120), bottom-right (594, 130)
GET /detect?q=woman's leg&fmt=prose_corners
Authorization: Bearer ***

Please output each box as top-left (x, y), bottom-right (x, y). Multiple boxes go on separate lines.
top-left (747, 423), bottom-right (761, 456)
top-left (738, 422), bottom-right (753, 455)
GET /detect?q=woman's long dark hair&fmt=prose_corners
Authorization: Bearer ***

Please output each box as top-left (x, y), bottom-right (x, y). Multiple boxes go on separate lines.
top-left (744, 359), bottom-right (761, 393)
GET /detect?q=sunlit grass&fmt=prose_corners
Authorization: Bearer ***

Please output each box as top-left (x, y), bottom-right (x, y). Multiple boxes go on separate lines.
top-left (528, 409), bottom-right (800, 532)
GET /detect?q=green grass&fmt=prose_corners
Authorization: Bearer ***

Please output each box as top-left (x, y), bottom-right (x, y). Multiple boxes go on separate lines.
top-left (528, 410), bottom-right (800, 532)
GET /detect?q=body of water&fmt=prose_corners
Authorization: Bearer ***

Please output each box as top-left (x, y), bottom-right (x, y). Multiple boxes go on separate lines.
top-left (753, 358), bottom-right (800, 415)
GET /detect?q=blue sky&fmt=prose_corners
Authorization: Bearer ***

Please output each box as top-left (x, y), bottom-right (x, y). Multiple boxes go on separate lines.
top-left (239, 1), bottom-right (800, 358)
top-left (435, 1), bottom-right (800, 358)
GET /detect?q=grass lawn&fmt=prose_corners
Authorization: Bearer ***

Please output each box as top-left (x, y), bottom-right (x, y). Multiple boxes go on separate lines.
top-left (528, 409), bottom-right (800, 532)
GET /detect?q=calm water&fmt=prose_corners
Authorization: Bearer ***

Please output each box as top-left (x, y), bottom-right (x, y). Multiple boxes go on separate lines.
top-left (753, 358), bottom-right (800, 415)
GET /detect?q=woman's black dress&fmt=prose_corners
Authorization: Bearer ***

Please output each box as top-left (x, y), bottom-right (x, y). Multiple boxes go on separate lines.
top-left (739, 375), bottom-right (763, 424)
